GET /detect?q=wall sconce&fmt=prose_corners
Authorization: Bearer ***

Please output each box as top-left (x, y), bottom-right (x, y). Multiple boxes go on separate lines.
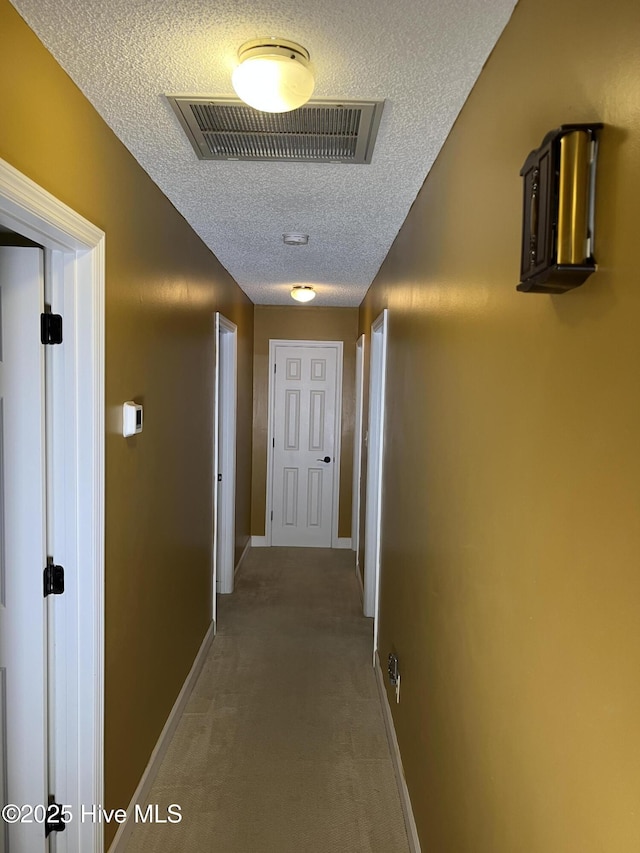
top-left (518, 123), bottom-right (602, 293)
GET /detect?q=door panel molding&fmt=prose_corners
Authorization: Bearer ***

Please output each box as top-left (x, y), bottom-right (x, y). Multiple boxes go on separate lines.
top-left (285, 390), bottom-right (301, 450)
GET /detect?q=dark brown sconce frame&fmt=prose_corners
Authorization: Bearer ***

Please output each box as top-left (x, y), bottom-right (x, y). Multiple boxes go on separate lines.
top-left (517, 123), bottom-right (602, 293)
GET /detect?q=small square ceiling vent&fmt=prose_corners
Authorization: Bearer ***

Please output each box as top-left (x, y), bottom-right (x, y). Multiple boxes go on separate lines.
top-left (167, 97), bottom-right (384, 164)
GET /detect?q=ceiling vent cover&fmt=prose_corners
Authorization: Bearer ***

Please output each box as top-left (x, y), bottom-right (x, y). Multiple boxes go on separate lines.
top-left (168, 97), bottom-right (384, 164)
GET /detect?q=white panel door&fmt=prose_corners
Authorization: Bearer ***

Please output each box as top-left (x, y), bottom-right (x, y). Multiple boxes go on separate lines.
top-left (271, 344), bottom-right (339, 547)
top-left (214, 337), bottom-right (223, 602)
top-left (352, 335), bottom-right (365, 568)
top-left (214, 315), bottom-right (237, 597)
top-left (0, 247), bottom-right (48, 852)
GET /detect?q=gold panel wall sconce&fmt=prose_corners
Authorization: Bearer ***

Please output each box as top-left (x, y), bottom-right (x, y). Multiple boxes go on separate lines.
top-left (518, 123), bottom-right (602, 293)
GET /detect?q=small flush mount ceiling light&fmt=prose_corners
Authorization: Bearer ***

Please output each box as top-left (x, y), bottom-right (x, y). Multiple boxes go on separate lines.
top-left (232, 38), bottom-right (315, 113)
top-left (283, 233), bottom-right (309, 246)
top-left (291, 285), bottom-right (316, 303)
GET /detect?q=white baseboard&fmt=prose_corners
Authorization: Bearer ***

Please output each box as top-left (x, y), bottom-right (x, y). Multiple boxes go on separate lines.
top-left (234, 538), bottom-right (251, 577)
top-left (108, 622), bottom-right (215, 853)
top-left (374, 653), bottom-right (422, 853)
top-left (252, 536), bottom-right (352, 549)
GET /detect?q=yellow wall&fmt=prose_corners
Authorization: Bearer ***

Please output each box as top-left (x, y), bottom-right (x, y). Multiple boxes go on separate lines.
top-left (0, 2), bottom-right (253, 843)
top-left (252, 306), bottom-right (358, 539)
top-left (360, 0), bottom-right (640, 849)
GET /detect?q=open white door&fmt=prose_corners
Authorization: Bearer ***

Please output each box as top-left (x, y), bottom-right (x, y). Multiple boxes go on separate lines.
top-left (363, 310), bottom-right (388, 657)
top-left (0, 246), bottom-right (48, 852)
top-left (213, 313), bottom-right (237, 603)
top-left (352, 334), bottom-right (365, 574)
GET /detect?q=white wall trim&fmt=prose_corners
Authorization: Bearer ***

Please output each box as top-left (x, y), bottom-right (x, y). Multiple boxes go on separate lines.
top-left (352, 334), bottom-right (365, 562)
top-left (108, 622), bottom-right (214, 853)
top-left (374, 653), bottom-right (422, 853)
top-left (0, 159), bottom-right (103, 250)
top-left (330, 343), bottom-right (344, 549)
top-left (250, 536), bottom-right (352, 550)
top-left (234, 538), bottom-right (251, 578)
top-left (0, 157), bottom-right (105, 853)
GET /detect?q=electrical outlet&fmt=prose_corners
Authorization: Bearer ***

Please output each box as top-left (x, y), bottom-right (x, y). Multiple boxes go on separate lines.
top-left (388, 653), bottom-right (400, 703)
top-left (388, 653), bottom-right (399, 685)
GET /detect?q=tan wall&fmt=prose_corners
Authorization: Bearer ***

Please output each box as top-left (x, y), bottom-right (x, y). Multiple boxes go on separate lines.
top-left (0, 3), bottom-right (253, 845)
top-left (359, 0), bottom-right (640, 850)
top-left (252, 306), bottom-right (358, 539)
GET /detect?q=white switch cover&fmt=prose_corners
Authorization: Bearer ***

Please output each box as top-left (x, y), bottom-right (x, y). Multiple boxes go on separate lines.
top-left (123, 401), bottom-right (143, 437)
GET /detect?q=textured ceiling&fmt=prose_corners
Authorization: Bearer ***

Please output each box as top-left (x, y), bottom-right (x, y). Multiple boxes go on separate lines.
top-left (10, 0), bottom-right (517, 306)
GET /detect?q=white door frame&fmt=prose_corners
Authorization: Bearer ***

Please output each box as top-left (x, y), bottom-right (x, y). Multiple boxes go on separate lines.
top-left (0, 158), bottom-right (105, 853)
top-left (363, 311), bottom-right (388, 658)
top-left (265, 339), bottom-right (343, 548)
top-left (213, 313), bottom-right (237, 604)
top-left (352, 334), bottom-right (365, 573)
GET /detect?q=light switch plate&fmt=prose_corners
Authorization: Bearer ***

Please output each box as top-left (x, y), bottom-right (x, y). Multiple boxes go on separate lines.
top-left (123, 401), bottom-right (143, 437)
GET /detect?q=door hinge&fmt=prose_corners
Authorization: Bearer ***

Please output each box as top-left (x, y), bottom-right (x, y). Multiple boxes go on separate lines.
top-left (43, 558), bottom-right (64, 597)
top-left (271, 511), bottom-right (273, 521)
top-left (274, 363), bottom-right (276, 373)
top-left (218, 473), bottom-right (222, 482)
top-left (40, 311), bottom-right (63, 345)
top-left (272, 437), bottom-right (275, 448)
top-left (44, 795), bottom-right (67, 837)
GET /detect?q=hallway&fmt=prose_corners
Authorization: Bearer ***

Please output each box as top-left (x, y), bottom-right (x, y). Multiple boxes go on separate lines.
top-left (125, 548), bottom-right (410, 852)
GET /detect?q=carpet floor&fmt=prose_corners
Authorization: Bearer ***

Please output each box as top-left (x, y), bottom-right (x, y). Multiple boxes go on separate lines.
top-left (124, 547), bottom-right (410, 853)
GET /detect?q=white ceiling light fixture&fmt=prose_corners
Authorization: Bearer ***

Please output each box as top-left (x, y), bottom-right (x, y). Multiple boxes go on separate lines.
top-left (283, 233), bottom-right (309, 246)
top-left (291, 285), bottom-right (316, 303)
top-left (232, 38), bottom-right (315, 113)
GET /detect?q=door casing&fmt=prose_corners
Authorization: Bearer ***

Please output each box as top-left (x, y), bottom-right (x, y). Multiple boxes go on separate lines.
top-left (352, 334), bottom-right (366, 576)
top-left (0, 158), bottom-right (105, 853)
top-left (213, 313), bottom-right (237, 606)
top-left (364, 310), bottom-right (388, 659)
top-left (265, 339), bottom-right (343, 548)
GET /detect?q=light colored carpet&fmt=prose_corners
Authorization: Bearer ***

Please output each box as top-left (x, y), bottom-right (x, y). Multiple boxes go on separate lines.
top-left (124, 547), bottom-right (410, 853)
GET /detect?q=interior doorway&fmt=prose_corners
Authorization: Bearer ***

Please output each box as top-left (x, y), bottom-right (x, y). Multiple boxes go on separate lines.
top-left (266, 340), bottom-right (343, 548)
top-left (0, 158), bottom-right (105, 853)
top-left (363, 310), bottom-right (388, 657)
top-left (213, 313), bottom-right (237, 610)
top-left (352, 334), bottom-right (366, 578)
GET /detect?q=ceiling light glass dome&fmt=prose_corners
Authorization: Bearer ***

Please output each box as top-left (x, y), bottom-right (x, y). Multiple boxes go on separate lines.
top-left (232, 39), bottom-right (315, 113)
top-left (291, 285), bottom-right (316, 302)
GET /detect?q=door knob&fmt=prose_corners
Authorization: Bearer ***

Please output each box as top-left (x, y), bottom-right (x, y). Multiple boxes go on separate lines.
top-left (317, 456), bottom-right (331, 463)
